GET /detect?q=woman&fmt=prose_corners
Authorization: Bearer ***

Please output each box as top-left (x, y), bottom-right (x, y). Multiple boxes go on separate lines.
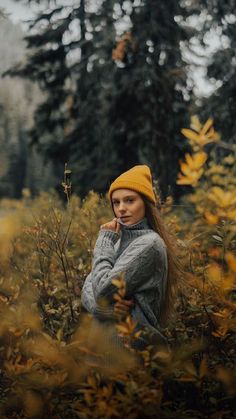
top-left (81, 165), bottom-right (180, 350)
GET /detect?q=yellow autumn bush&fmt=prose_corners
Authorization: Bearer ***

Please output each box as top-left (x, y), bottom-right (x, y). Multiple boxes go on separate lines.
top-left (173, 116), bottom-right (236, 353)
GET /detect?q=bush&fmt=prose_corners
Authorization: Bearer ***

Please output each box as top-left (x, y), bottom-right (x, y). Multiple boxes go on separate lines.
top-left (0, 118), bottom-right (235, 418)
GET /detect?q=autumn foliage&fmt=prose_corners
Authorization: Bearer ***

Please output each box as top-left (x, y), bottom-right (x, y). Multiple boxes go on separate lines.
top-left (0, 118), bottom-right (236, 418)
top-left (112, 32), bottom-right (136, 62)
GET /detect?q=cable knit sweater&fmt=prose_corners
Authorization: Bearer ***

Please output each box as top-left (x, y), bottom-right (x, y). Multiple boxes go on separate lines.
top-left (81, 218), bottom-right (168, 346)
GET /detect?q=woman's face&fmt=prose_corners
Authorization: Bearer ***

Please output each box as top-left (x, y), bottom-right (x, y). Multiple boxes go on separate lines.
top-left (111, 189), bottom-right (145, 225)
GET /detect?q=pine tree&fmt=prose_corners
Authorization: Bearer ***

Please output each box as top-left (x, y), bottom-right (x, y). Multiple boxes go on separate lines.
top-left (108, 0), bottom-right (194, 197)
top-left (0, 16), bottom-right (55, 198)
top-left (8, 0), bottom-right (197, 198)
top-left (7, 1), bottom-right (118, 196)
top-left (200, 0), bottom-right (236, 146)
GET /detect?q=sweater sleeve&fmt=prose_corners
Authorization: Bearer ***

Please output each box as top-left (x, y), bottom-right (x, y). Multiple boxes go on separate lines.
top-left (91, 229), bottom-right (164, 302)
top-left (81, 270), bottom-right (118, 319)
top-left (81, 273), bottom-right (96, 313)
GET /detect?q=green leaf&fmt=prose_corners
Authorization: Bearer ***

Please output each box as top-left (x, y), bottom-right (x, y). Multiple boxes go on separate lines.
top-left (212, 235), bottom-right (223, 242)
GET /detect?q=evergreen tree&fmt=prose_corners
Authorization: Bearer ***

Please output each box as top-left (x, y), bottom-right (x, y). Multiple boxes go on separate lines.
top-left (0, 16), bottom-right (55, 198)
top-left (108, 0), bottom-right (194, 197)
top-left (8, 0), bottom-right (197, 198)
top-left (8, 0), bottom-right (121, 196)
top-left (194, 0), bottom-right (236, 146)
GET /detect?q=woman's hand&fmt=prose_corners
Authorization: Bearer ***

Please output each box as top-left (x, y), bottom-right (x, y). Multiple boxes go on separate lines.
top-left (100, 218), bottom-right (121, 234)
top-left (114, 298), bottom-right (134, 319)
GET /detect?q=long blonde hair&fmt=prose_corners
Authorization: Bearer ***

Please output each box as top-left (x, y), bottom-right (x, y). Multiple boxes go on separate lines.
top-left (143, 197), bottom-right (184, 327)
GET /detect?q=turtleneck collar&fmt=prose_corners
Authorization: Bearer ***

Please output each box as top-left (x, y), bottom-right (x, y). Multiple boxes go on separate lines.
top-left (119, 217), bottom-right (150, 231)
top-left (114, 217), bottom-right (152, 258)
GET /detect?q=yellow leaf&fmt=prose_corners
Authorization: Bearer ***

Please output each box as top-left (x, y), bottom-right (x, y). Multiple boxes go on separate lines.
top-left (181, 128), bottom-right (201, 143)
top-left (56, 328), bottom-right (63, 341)
top-left (113, 293), bottom-right (122, 302)
top-left (176, 176), bottom-right (195, 186)
top-left (206, 164), bottom-right (226, 175)
top-left (182, 118), bottom-right (219, 147)
top-left (180, 161), bottom-right (192, 175)
top-left (116, 324), bottom-right (129, 334)
top-left (190, 115), bottom-right (202, 132)
top-left (126, 315), bottom-right (136, 328)
top-left (207, 264), bottom-right (222, 285)
top-left (212, 325), bottom-right (229, 338)
top-left (111, 278), bottom-right (126, 289)
top-left (225, 252), bottom-right (236, 273)
top-left (209, 186), bottom-right (224, 201)
top-left (208, 187), bottom-right (236, 208)
top-left (222, 274), bottom-right (235, 291)
top-left (200, 117), bottom-right (213, 135)
top-left (207, 126), bottom-right (220, 141)
top-left (181, 152), bottom-right (207, 171)
top-left (192, 152), bottom-right (208, 168)
top-left (227, 209), bottom-right (236, 220)
top-left (204, 211), bottom-right (219, 225)
top-left (223, 154), bottom-right (235, 165)
top-left (177, 152), bottom-right (206, 186)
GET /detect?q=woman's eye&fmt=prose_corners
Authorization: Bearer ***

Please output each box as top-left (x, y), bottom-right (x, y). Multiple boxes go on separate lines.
top-left (127, 199), bottom-right (134, 203)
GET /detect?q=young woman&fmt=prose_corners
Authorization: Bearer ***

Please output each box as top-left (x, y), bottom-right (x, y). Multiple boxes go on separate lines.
top-left (81, 165), bottom-right (181, 349)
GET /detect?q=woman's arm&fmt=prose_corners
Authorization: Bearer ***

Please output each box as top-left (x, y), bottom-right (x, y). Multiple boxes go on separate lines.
top-left (81, 269), bottom-right (133, 320)
top-left (91, 230), bottom-right (166, 303)
top-left (81, 273), bottom-right (96, 313)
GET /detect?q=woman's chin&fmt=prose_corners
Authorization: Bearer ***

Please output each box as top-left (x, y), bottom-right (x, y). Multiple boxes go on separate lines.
top-left (126, 217), bottom-right (144, 225)
top-left (123, 218), bottom-right (138, 225)
top-left (118, 217), bottom-right (142, 225)
top-left (118, 217), bottom-right (132, 225)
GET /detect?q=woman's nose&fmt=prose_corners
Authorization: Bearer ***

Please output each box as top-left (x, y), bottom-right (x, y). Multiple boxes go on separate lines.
top-left (118, 202), bottom-right (126, 212)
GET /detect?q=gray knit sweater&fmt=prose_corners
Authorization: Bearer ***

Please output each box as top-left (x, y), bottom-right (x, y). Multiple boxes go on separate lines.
top-left (81, 218), bottom-right (168, 346)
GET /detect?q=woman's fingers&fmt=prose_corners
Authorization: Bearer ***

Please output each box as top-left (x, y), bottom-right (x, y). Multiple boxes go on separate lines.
top-left (116, 299), bottom-right (133, 307)
top-left (100, 218), bottom-right (120, 233)
top-left (115, 219), bottom-right (121, 233)
top-left (114, 299), bottom-right (134, 314)
top-left (114, 298), bottom-right (134, 319)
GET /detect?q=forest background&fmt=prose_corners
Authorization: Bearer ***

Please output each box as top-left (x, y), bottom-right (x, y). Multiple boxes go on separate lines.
top-left (0, 0), bottom-right (235, 200)
top-left (0, 0), bottom-right (236, 418)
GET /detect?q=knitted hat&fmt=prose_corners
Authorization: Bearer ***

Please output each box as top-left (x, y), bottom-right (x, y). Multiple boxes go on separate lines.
top-left (108, 165), bottom-right (156, 204)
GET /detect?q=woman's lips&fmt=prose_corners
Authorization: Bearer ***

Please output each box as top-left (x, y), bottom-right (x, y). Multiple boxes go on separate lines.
top-left (119, 216), bottom-right (131, 223)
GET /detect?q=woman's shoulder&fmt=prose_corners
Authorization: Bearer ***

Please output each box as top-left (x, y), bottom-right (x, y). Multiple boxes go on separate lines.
top-left (133, 230), bottom-right (167, 252)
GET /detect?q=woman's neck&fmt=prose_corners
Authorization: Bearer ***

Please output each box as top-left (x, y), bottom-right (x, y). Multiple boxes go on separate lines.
top-left (119, 217), bottom-right (150, 231)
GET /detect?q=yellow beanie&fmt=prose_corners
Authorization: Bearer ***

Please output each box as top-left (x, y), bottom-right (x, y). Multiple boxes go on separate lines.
top-left (108, 165), bottom-right (156, 204)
